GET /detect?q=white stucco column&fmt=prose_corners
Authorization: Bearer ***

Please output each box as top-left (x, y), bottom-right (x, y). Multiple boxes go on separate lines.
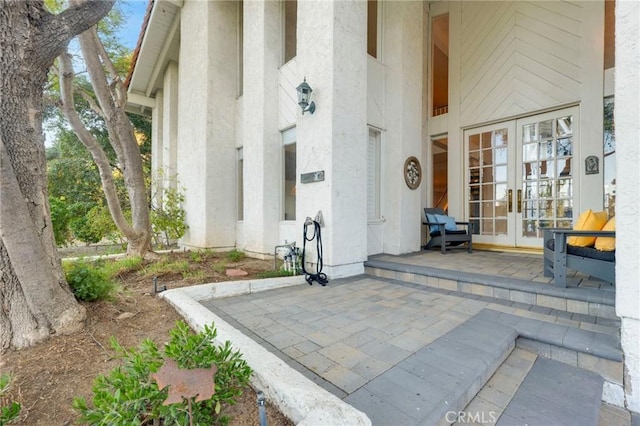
top-left (162, 61), bottom-right (179, 188)
top-left (616, 0), bottom-right (640, 413)
top-left (151, 89), bottom-right (164, 198)
top-left (296, 0), bottom-right (368, 278)
top-left (382, 1), bottom-right (424, 254)
top-left (242, 1), bottom-right (281, 256)
top-left (177, 0), bottom-right (237, 249)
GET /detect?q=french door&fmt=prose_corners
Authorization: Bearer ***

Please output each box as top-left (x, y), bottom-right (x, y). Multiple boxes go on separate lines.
top-left (465, 107), bottom-right (578, 248)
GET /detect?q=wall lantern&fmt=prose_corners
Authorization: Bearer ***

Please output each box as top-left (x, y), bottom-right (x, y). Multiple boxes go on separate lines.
top-left (296, 78), bottom-right (316, 115)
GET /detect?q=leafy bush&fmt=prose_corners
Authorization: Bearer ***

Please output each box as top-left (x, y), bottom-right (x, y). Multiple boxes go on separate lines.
top-left (49, 196), bottom-right (72, 247)
top-left (73, 321), bottom-right (252, 426)
top-left (64, 260), bottom-right (115, 302)
top-left (151, 184), bottom-right (188, 248)
top-left (68, 202), bottom-right (104, 244)
top-left (0, 373), bottom-right (21, 425)
top-left (85, 204), bottom-right (118, 243)
top-left (227, 249), bottom-right (245, 262)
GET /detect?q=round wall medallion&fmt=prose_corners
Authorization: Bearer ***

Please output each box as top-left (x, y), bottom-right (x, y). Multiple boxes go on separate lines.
top-left (404, 156), bottom-right (422, 190)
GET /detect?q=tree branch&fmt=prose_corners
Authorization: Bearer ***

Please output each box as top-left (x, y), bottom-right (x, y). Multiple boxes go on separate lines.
top-left (35, 0), bottom-right (115, 65)
top-left (58, 50), bottom-right (138, 241)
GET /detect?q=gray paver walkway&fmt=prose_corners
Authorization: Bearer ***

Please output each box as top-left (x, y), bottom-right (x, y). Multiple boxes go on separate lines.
top-left (201, 267), bottom-right (624, 425)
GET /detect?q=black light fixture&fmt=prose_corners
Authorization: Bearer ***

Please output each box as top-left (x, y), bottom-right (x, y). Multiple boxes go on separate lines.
top-left (296, 78), bottom-right (316, 115)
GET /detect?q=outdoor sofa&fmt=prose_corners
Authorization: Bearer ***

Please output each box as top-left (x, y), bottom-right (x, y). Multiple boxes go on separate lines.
top-left (543, 228), bottom-right (615, 288)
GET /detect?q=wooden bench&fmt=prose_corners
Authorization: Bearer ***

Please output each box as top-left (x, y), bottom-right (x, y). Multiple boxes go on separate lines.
top-left (543, 228), bottom-right (615, 288)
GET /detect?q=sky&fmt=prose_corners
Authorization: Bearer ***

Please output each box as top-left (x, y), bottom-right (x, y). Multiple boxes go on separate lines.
top-left (116, 0), bottom-right (148, 50)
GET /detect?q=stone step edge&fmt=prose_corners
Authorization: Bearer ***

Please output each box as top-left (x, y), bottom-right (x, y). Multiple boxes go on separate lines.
top-left (364, 262), bottom-right (616, 319)
top-left (364, 260), bottom-right (614, 305)
top-left (410, 311), bottom-right (519, 425)
top-left (480, 309), bottom-right (625, 409)
top-left (426, 309), bottom-right (623, 424)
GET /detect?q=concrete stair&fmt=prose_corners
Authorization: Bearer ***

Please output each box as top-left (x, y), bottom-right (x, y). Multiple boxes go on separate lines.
top-left (365, 258), bottom-right (617, 319)
top-left (344, 305), bottom-right (622, 425)
top-left (496, 357), bottom-right (603, 426)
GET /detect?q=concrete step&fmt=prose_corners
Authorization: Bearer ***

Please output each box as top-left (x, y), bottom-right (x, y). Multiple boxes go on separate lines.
top-left (344, 310), bottom-right (518, 425)
top-left (342, 299), bottom-right (622, 426)
top-left (497, 357), bottom-right (603, 426)
top-left (453, 348), bottom-right (611, 426)
top-left (365, 259), bottom-right (617, 319)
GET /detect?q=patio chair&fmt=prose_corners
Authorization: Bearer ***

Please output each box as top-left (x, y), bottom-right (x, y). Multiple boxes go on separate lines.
top-left (423, 208), bottom-right (473, 254)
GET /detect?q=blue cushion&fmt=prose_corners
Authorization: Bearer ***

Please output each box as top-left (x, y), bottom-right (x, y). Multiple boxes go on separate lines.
top-left (425, 213), bottom-right (438, 232)
top-left (434, 214), bottom-right (458, 232)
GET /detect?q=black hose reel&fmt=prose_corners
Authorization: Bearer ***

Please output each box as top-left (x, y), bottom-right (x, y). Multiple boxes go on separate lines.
top-left (302, 214), bottom-right (328, 286)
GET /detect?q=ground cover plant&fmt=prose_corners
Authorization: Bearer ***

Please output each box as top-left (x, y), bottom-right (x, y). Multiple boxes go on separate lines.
top-left (73, 321), bottom-right (252, 425)
top-left (0, 249), bottom-right (293, 425)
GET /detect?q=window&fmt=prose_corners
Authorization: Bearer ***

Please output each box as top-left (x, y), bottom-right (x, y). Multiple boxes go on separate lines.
top-left (284, 0), bottom-right (297, 64)
top-left (282, 128), bottom-right (296, 220)
top-left (604, 0), bottom-right (615, 70)
top-left (431, 13), bottom-right (448, 116)
top-left (604, 96), bottom-right (615, 216)
top-left (432, 137), bottom-right (448, 211)
top-left (237, 0), bottom-right (243, 97)
top-left (237, 148), bottom-right (244, 220)
top-left (367, 0), bottom-right (378, 58)
top-left (368, 129), bottom-right (381, 221)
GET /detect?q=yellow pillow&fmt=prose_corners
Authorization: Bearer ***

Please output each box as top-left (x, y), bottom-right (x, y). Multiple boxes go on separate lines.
top-left (567, 209), bottom-right (608, 247)
top-left (595, 216), bottom-right (616, 251)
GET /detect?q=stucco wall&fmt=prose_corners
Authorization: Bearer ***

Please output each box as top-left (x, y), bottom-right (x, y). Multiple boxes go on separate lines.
top-left (440, 1), bottom-right (606, 218)
top-left (296, 0), bottom-right (368, 277)
top-left (381, 1), bottom-right (425, 255)
top-left (177, 0), bottom-right (237, 248)
top-left (241, 0), bottom-right (281, 256)
top-left (615, 0), bottom-right (640, 412)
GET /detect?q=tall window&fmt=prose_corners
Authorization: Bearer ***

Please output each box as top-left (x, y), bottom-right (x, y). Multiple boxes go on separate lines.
top-left (237, 148), bottom-right (244, 220)
top-left (367, 0), bottom-right (378, 58)
top-left (432, 137), bottom-right (448, 211)
top-left (282, 128), bottom-right (296, 220)
top-left (367, 129), bottom-right (381, 220)
top-left (284, 0), bottom-right (297, 64)
top-left (237, 0), bottom-right (243, 97)
top-left (604, 97), bottom-right (615, 216)
top-left (431, 14), bottom-right (448, 116)
top-left (604, 0), bottom-right (615, 69)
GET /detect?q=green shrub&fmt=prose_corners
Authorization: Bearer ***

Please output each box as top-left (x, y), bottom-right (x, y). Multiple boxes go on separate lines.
top-left (68, 202), bottom-right (103, 244)
top-left (0, 374), bottom-right (21, 425)
top-left (64, 260), bottom-right (115, 302)
top-left (49, 196), bottom-right (72, 247)
top-left (151, 185), bottom-right (188, 248)
top-left (73, 321), bottom-right (252, 426)
top-left (227, 249), bottom-right (245, 262)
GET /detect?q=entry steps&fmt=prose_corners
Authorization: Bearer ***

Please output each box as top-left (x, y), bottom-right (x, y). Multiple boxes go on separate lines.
top-left (344, 309), bottom-right (622, 425)
top-left (496, 357), bottom-right (602, 426)
top-left (365, 259), bottom-right (617, 319)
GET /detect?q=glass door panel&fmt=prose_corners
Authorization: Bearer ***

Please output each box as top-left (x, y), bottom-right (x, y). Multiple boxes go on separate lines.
top-left (465, 122), bottom-right (516, 246)
top-left (515, 107), bottom-right (579, 246)
top-left (465, 106), bottom-right (578, 248)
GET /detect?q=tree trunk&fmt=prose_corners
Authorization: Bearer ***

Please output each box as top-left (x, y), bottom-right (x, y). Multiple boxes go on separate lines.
top-left (0, 0), bottom-right (114, 351)
top-left (61, 4), bottom-right (153, 257)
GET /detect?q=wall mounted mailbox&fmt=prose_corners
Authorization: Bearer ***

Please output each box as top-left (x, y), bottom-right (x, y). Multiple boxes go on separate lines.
top-left (301, 170), bottom-right (325, 184)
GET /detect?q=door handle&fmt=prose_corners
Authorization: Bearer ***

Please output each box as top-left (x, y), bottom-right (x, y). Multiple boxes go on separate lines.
top-left (517, 189), bottom-right (522, 213)
top-left (508, 189), bottom-right (513, 213)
